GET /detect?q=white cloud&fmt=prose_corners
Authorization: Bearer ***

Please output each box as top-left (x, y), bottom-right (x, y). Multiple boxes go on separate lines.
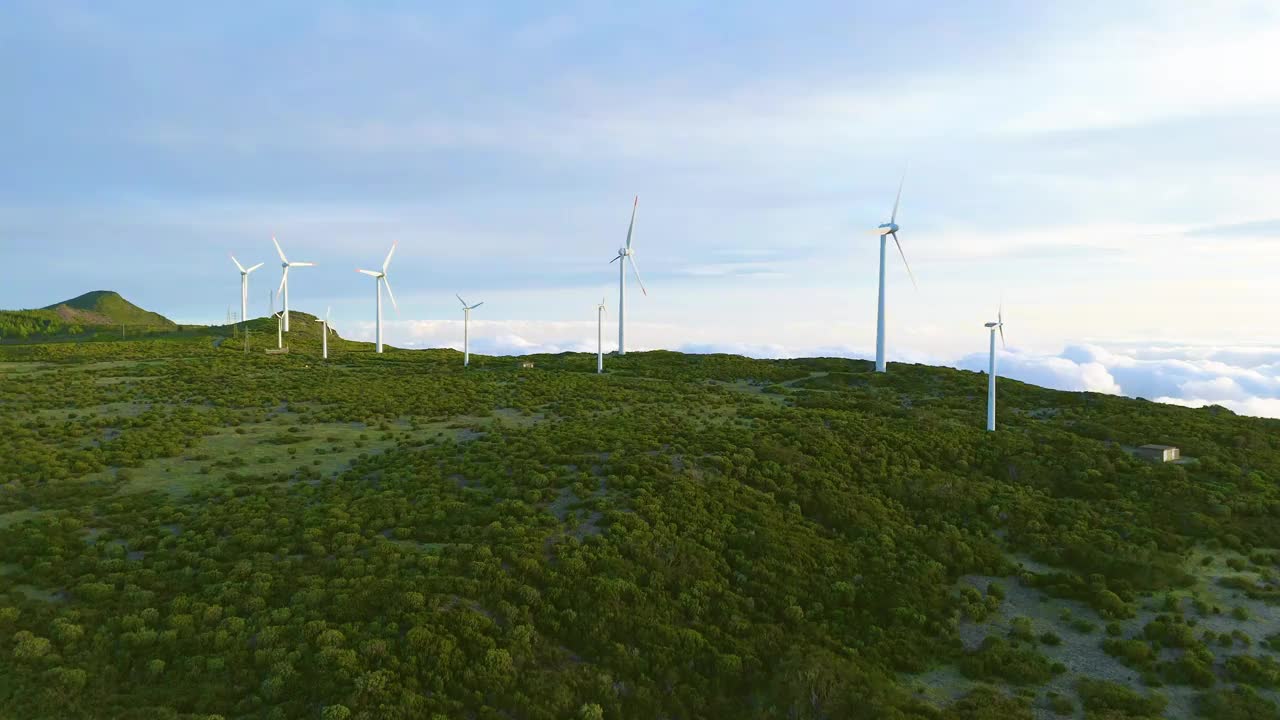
top-left (347, 313), bottom-right (1280, 419)
top-left (963, 342), bottom-right (1280, 418)
top-left (954, 350), bottom-right (1123, 396)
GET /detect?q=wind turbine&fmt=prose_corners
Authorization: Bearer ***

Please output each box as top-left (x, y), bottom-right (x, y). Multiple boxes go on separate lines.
top-left (984, 305), bottom-right (1005, 432)
top-left (456, 295), bottom-right (484, 367)
top-left (272, 236), bottom-right (315, 332)
top-left (871, 171), bottom-right (917, 373)
top-left (316, 306), bottom-right (333, 360)
top-left (272, 293), bottom-right (283, 350)
top-left (609, 196), bottom-right (646, 355)
top-left (230, 255), bottom-right (263, 328)
top-left (356, 242), bottom-right (398, 353)
top-left (595, 298), bottom-right (607, 374)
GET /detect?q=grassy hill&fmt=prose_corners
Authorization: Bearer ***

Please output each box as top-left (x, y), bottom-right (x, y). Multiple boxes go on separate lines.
top-left (42, 290), bottom-right (176, 328)
top-left (0, 290), bottom-right (177, 341)
top-left (1, 329), bottom-right (1279, 719)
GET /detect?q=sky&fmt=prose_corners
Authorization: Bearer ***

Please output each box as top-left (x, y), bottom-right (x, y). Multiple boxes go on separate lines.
top-left (3, 1), bottom-right (1279, 416)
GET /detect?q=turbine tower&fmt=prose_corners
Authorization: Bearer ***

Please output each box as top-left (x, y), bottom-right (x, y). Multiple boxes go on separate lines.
top-left (230, 255), bottom-right (263, 328)
top-left (871, 172), bottom-right (917, 373)
top-left (456, 295), bottom-right (484, 367)
top-left (984, 306), bottom-right (1005, 432)
top-left (356, 242), bottom-right (398, 353)
top-left (609, 196), bottom-right (646, 355)
top-left (271, 293), bottom-right (283, 350)
top-left (273, 237), bottom-right (315, 332)
top-left (316, 306), bottom-right (332, 360)
top-left (595, 298), bottom-right (607, 374)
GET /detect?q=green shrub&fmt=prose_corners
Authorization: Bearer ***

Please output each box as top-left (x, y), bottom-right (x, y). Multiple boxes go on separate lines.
top-left (1194, 685), bottom-right (1280, 720)
top-left (960, 636), bottom-right (1060, 685)
top-left (1076, 678), bottom-right (1167, 718)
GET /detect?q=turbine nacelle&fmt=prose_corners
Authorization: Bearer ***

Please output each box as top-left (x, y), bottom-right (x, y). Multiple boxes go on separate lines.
top-left (987, 305), bottom-right (1007, 347)
top-left (876, 222), bottom-right (899, 236)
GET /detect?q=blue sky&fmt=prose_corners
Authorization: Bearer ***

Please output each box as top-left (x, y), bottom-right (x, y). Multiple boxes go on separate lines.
top-left (4, 1), bottom-right (1280, 415)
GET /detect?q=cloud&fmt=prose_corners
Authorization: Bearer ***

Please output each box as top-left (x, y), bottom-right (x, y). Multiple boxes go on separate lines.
top-left (965, 343), bottom-right (1280, 418)
top-left (674, 261), bottom-right (786, 278)
top-left (1186, 218), bottom-right (1280, 238)
top-left (356, 316), bottom-right (1280, 418)
top-left (954, 349), bottom-right (1123, 395)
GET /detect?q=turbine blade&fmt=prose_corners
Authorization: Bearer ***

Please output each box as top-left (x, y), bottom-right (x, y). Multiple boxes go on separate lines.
top-left (383, 276), bottom-right (398, 312)
top-left (382, 241), bottom-right (398, 273)
top-left (289, 261), bottom-right (315, 267)
top-left (273, 236), bottom-right (288, 263)
top-left (609, 254), bottom-right (621, 263)
top-left (326, 306), bottom-right (332, 323)
top-left (871, 228), bottom-right (891, 235)
top-left (891, 166), bottom-right (906, 224)
top-left (993, 299), bottom-right (1003, 348)
top-left (456, 294), bottom-right (467, 307)
top-left (230, 254), bottom-right (246, 273)
top-left (470, 301), bottom-right (484, 310)
top-left (356, 269), bottom-right (381, 277)
top-left (246, 263), bottom-right (264, 273)
top-left (625, 195), bottom-right (638, 250)
top-left (628, 256), bottom-right (648, 296)
top-left (277, 267), bottom-right (288, 296)
top-left (891, 232), bottom-right (917, 290)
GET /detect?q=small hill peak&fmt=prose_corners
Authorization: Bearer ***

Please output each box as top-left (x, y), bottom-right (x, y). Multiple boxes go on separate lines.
top-left (41, 290), bottom-right (176, 327)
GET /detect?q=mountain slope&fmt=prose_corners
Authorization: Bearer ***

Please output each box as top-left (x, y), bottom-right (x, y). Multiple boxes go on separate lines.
top-left (0, 290), bottom-right (177, 341)
top-left (1, 342), bottom-right (1279, 718)
top-left (41, 290), bottom-right (176, 328)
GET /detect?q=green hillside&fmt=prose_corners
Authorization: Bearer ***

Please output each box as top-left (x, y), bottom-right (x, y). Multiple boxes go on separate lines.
top-left (42, 290), bottom-right (177, 328)
top-left (2, 329), bottom-right (1279, 719)
top-left (1, 290), bottom-right (177, 341)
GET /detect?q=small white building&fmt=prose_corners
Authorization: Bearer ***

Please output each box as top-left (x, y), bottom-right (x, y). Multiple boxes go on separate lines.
top-left (1136, 444), bottom-right (1180, 463)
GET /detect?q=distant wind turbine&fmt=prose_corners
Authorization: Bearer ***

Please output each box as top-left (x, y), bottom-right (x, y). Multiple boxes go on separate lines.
top-left (595, 297), bottom-right (607, 374)
top-left (457, 295), bottom-right (484, 367)
top-left (271, 294), bottom-right (283, 350)
top-left (316, 306), bottom-right (333, 360)
top-left (984, 305), bottom-right (1006, 432)
top-left (273, 237), bottom-right (315, 332)
top-left (356, 242), bottom-right (398, 354)
top-left (230, 255), bottom-right (263, 328)
top-left (871, 170), bottom-right (917, 373)
top-left (609, 196), bottom-right (646, 355)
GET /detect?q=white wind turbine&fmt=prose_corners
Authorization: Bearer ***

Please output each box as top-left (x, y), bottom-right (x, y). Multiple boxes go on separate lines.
top-left (595, 297), bottom-right (607, 374)
top-left (356, 242), bottom-right (398, 354)
top-left (272, 294), bottom-right (283, 349)
top-left (230, 255), bottom-right (263, 327)
top-left (609, 196), bottom-right (646, 355)
top-left (316, 306), bottom-right (333, 360)
top-left (456, 295), bottom-right (484, 367)
top-left (984, 305), bottom-right (1006, 432)
top-left (272, 237), bottom-right (315, 332)
top-left (871, 171), bottom-right (917, 373)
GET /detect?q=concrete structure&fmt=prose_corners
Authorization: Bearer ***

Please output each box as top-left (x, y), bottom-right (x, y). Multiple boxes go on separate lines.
top-left (1136, 444), bottom-right (1180, 463)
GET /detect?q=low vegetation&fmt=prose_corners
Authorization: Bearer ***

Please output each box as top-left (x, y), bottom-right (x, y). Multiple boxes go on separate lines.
top-left (2, 302), bottom-right (1279, 719)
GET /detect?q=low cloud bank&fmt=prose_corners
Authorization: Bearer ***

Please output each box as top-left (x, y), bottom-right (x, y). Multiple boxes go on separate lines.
top-left (952, 343), bottom-right (1280, 418)
top-left (356, 319), bottom-right (1280, 419)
